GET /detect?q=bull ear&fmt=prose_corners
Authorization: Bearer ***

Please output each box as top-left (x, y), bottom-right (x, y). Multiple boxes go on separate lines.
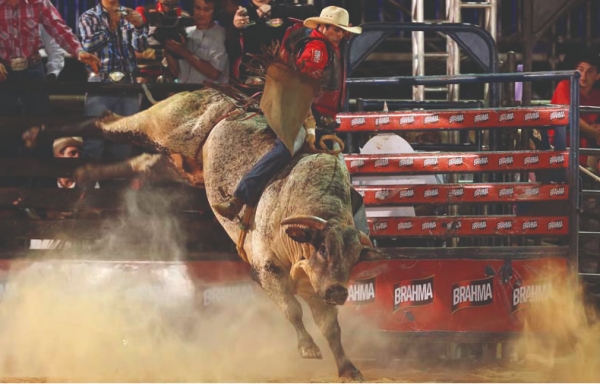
top-left (285, 226), bottom-right (313, 243)
top-left (359, 247), bottom-right (381, 262)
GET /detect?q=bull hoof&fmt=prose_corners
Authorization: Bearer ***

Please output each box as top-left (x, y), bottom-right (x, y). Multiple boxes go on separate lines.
top-left (339, 365), bottom-right (364, 382)
top-left (298, 343), bottom-right (322, 359)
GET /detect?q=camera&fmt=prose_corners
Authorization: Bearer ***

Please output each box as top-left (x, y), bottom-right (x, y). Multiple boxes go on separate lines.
top-left (148, 11), bottom-right (195, 44)
top-left (117, 9), bottom-right (129, 17)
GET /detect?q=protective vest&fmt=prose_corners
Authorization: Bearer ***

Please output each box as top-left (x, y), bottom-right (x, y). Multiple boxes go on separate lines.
top-left (281, 25), bottom-right (344, 130)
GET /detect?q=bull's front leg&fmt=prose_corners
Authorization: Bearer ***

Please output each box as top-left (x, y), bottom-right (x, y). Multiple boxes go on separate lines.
top-left (301, 293), bottom-right (364, 381)
top-left (253, 260), bottom-right (322, 359)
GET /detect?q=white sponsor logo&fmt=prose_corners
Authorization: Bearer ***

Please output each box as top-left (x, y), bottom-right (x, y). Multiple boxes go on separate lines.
top-left (474, 156), bottom-right (489, 166)
top-left (424, 115), bottom-right (440, 124)
top-left (203, 283), bottom-right (256, 306)
top-left (550, 155), bottom-right (565, 164)
top-left (474, 113), bottom-right (490, 123)
top-left (399, 189), bottom-right (415, 198)
top-left (550, 110), bottom-right (566, 120)
top-left (449, 114), bottom-right (465, 124)
top-left (347, 279), bottom-right (376, 303)
top-left (449, 188), bottom-right (464, 197)
top-left (422, 221), bottom-right (436, 230)
top-left (351, 117), bottom-right (366, 126)
top-left (499, 156), bottom-right (514, 166)
top-left (424, 189), bottom-right (439, 198)
top-left (499, 187), bottom-right (514, 197)
top-left (375, 190), bottom-right (390, 200)
top-left (374, 221), bottom-right (388, 231)
top-left (453, 282), bottom-right (493, 307)
top-left (424, 158), bottom-right (438, 166)
top-left (400, 116), bottom-right (415, 125)
top-left (499, 112), bottom-right (515, 122)
top-left (336, 117), bottom-right (341, 124)
top-left (399, 158), bottom-right (414, 167)
top-left (522, 220), bottom-right (538, 230)
top-left (524, 155), bottom-right (540, 165)
top-left (474, 188), bottom-right (489, 197)
top-left (497, 220), bottom-right (513, 230)
top-left (448, 157), bottom-right (464, 166)
top-left (394, 281), bottom-right (434, 308)
top-left (375, 116), bottom-right (390, 125)
top-left (524, 111), bottom-right (540, 121)
top-left (525, 187), bottom-right (540, 196)
top-left (397, 222), bottom-right (413, 230)
top-left (472, 221), bottom-right (487, 230)
top-left (374, 158), bottom-right (389, 168)
top-left (550, 187), bottom-right (565, 196)
top-left (350, 159), bottom-right (365, 168)
top-left (513, 284), bottom-right (552, 307)
top-left (548, 220), bottom-right (564, 230)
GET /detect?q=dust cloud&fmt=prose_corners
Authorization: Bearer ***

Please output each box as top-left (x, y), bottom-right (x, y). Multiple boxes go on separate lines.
top-left (511, 275), bottom-right (600, 383)
top-left (0, 188), bottom-right (336, 382)
top-left (2, 187), bottom-right (600, 382)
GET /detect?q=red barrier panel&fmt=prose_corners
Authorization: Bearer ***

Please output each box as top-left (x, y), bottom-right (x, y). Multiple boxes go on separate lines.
top-left (368, 216), bottom-right (569, 237)
top-left (336, 106), bottom-right (568, 132)
top-left (344, 257), bottom-right (568, 332)
top-left (345, 151), bottom-right (569, 174)
top-left (357, 183), bottom-right (568, 205)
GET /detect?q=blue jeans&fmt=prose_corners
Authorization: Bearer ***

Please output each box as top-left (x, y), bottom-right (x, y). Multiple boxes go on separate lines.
top-left (0, 62), bottom-right (50, 117)
top-left (235, 138), bottom-right (292, 206)
top-left (83, 92), bottom-right (141, 160)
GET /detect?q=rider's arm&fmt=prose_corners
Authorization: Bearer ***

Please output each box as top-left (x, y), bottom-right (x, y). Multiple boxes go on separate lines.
top-left (295, 39), bottom-right (329, 77)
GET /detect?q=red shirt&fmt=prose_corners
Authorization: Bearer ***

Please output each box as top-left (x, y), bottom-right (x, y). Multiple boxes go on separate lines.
top-left (0, 0), bottom-right (82, 61)
top-left (550, 79), bottom-right (600, 165)
top-left (295, 29), bottom-right (335, 76)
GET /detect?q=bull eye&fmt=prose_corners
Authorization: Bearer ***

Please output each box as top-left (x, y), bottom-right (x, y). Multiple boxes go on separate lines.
top-left (318, 245), bottom-right (328, 257)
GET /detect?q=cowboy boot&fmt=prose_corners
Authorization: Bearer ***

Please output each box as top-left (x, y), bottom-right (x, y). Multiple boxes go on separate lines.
top-left (212, 196), bottom-right (244, 220)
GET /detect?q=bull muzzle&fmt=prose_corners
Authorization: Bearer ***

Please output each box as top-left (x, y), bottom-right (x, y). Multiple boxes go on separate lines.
top-left (324, 284), bottom-right (348, 306)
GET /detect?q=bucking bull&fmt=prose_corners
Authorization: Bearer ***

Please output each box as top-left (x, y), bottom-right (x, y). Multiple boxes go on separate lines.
top-left (25, 88), bottom-right (377, 380)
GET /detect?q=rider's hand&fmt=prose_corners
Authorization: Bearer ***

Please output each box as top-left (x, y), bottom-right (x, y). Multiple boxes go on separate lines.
top-left (306, 127), bottom-right (316, 151)
top-left (233, 6), bottom-right (250, 29)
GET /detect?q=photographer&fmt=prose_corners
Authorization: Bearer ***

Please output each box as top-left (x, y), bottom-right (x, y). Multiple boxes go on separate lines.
top-left (134, 0), bottom-right (190, 83)
top-left (226, 0), bottom-right (318, 84)
top-left (78, 0), bottom-right (148, 162)
top-left (164, 0), bottom-right (228, 84)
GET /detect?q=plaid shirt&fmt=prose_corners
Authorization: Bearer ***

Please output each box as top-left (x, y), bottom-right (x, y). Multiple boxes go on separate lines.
top-left (78, 4), bottom-right (148, 76)
top-left (0, 0), bottom-right (82, 62)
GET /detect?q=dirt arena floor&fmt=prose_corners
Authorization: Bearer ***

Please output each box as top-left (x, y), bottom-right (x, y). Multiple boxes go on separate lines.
top-left (0, 258), bottom-right (598, 383)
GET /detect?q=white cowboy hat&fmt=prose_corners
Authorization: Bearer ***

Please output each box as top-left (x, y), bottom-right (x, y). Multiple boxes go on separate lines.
top-left (304, 6), bottom-right (362, 34)
top-left (53, 137), bottom-right (83, 157)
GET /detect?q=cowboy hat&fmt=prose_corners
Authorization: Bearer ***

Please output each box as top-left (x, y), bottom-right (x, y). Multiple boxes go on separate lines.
top-left (53, 137), bottom-right (83, 157)
top-left (304, 6), bottom-right (362, 34)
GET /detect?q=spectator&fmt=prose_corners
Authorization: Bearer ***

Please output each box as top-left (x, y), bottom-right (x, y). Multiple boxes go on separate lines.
top-left (78, 0), bottom-right (149, 162)
top-left (0, 0), bottom-right (99, 117)
top-left (165, 0), bottom-right (228, 84)
top-left (29, 137), bottom-right (98, 250)
top-left (39, 26), bottom-right (65, 82)
top-left (226, 0), bottom-right (318, 84)
top-left (548, 50), bottom-right (600, 167)
top-left (135, 0), bottom-right (191, 83)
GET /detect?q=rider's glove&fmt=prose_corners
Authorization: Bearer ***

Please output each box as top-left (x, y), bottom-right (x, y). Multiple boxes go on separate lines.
top-left (306, 127), bottom-right (316, 151)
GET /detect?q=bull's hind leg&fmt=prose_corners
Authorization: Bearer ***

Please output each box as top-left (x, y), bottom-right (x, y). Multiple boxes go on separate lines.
top-left (253, 260), bottom-right (322, 359)
top-left (301, 293), bottom-right (364, 381)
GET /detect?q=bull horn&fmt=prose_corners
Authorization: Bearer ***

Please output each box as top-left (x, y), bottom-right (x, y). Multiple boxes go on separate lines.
top-left (281, 215), bottom-right (328, 230)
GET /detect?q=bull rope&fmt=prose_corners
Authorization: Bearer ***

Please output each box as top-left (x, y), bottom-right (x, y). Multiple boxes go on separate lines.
top-left (236, 206), bottom-right (255, 263)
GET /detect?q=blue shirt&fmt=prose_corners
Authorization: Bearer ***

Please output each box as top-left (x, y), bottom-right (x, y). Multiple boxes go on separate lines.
top-left (78, 4), bottom-right (148, 77)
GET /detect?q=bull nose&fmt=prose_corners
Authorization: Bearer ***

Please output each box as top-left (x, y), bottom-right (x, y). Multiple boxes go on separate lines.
top-left (324, 284), bottom-right (348, 305)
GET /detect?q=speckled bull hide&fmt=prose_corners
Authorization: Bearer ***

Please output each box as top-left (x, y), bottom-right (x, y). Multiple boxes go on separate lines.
top-left (29, 88), bottom-right (377, 380)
